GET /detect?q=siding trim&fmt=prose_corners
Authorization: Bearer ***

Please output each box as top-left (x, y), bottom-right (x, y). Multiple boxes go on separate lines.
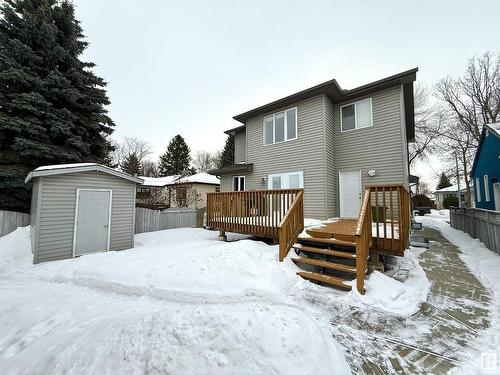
top-left (399, 85), bottom-right (409, 187)
top-left (33, 177), bottom-right (43, 264)
top-left (72, 188), bottom-right (113, 257)
top-left (322, 95), bottom-right (329, 218)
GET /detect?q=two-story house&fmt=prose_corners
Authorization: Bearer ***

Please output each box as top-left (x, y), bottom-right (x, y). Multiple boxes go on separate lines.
top-left (210, 68), bottom-right (417, 220)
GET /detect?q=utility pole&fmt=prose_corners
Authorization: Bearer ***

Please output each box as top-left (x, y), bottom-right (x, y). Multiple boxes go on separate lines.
top-left (455, 150), bottom-right (461, 208)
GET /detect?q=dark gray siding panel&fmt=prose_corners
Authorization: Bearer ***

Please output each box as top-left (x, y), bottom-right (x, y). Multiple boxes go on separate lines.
top-left (35, 171), bottom-right (136, 263)
top-left (234, 131), bottom-right (246, 163)
top-left (244, 95), bottom-right (328, 219)
top-left (333, 86), bottom-right (406, 189)
top-left (324, 96), bottom-right (338, 217)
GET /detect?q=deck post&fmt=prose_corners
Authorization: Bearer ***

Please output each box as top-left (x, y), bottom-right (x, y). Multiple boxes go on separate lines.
top-left (218, 230), bottom-right (227, 241)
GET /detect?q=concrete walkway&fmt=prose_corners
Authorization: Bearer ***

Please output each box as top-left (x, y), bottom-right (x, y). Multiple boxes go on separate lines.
top-left (332, 227), bottom-right (492, 374)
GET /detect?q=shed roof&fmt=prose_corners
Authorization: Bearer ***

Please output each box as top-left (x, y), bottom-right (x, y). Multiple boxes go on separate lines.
top-left (25, 163), bottom-right (143, 184)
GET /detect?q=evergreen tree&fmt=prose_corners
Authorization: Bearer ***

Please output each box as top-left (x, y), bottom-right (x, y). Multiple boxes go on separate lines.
top-left (436, 172), bottom-right (452, 190)
top-left (218, 134), bottom-right (234, 168)
top-left (0, 0), bottom-right (114, 212)
top-left (158, 135), bottom-right (191, 176)
top-left (121, 153), bottom-right (141, 176)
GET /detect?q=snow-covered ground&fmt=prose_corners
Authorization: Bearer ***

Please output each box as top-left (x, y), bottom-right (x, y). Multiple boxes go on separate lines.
top-left (416, 210), bottom-right (500, 374)
top-left (0, 221), bottom-right (431, 374)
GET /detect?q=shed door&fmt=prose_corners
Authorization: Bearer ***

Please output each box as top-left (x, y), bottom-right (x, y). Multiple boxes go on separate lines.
top-left (74, 190), bottom-right (111, 256)
top-left (339, 170), bottom-right (362, 218)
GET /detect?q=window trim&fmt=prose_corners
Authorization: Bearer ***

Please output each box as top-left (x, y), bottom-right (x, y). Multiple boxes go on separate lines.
top-left (267, 171), bottom-right (304, 189)
top-left (233, 176), bottom-right (245, 191)
top-left (263, 107), bottom-right (298, 146)
top-left (484, 175), bottom-right (490, 202)
top-left (476, 177), bottom-right (481, 202)
top-left (340, 97), bottom-right (373, 132)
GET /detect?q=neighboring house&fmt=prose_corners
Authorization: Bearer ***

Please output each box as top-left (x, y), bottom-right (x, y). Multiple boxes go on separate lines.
top-left (434, 184), bottom-right (474, 210)
top-left (136, 173), bottom-right (220, 209)
top-left (210, 69), bottom-right (418, 219)
top-left (25, 163), bottom-right (142, 264)
top-left (470, 123), bottom-right (500, 211)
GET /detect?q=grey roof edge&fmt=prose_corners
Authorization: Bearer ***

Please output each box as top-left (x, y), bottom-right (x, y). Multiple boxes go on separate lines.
top-left (25, 164), bottom-right (144, 184)
top-left (231, 68), bottom-right (418, 125)
top-left (208, 163), bottom-right (254, 176)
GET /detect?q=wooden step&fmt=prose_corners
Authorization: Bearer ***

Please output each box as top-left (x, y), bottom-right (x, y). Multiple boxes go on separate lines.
top-left (293, 243), bottom-right (356, 259)
top-left (292, 257), bottom-right (357, 274)
top-left (297, 235), bottom-right (355, 248)
top-left (297, 271), bottom-right (352, 290)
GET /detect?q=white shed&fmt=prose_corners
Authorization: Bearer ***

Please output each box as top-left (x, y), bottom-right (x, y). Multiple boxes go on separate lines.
top-left (25, 163), bottom-right (143, 264)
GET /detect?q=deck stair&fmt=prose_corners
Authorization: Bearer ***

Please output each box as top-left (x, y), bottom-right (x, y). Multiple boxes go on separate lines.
top-left (292, 221), bottom-right (366, 291)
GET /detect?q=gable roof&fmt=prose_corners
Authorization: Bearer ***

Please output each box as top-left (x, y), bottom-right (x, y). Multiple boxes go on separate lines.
top-left (470, 122), bottom-right (500, 176)
top-left (25, 163), bottom-right (143, 184)
top-left (229, 68), bottom-right (418, 141)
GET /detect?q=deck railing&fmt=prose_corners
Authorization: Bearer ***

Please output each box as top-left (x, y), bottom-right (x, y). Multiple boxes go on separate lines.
top-left (278, 190), bottom-right (304, 261)
top-left (354, 188), bottom-right (372, 294)
top-left (354, 184), bottom-right (410, 294)
top-left (207, 189), bottom-right (304, 251)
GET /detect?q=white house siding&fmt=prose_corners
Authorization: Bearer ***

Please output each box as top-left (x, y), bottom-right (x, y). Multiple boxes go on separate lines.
top-left (243, 95), bottom-right (328, 219)
top-left (220, 176), bottom-right (233, 191)
top-left (35, 171), bottom-right (136, 263)
top-left (333, 86), bottom-right (407, 193)
top-left (29, 178), bottom-right (40, 255)
top-left (234, 131), bottom-right (246, 163)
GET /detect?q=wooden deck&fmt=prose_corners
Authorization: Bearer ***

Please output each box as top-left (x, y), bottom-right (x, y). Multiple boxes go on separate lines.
top-left (207, 184), bottom-right (410, 294)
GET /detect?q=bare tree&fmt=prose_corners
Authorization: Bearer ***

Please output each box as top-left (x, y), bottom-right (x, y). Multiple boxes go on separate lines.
top-left (435, 52), bottom-right (500, 145)
top-left (192, 150), bottom-right (218, 173)
top-left (111, 136), bottom-right (153, 169)
top-left (167, 183), bottom-right (200, 208)
top-left (141, 160), bottom-right (158, 177)
top-left (409, 83), bottom-right (442, 165)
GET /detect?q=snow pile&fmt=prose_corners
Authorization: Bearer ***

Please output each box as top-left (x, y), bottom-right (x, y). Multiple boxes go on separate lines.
top-left (0, 227), bottom-right (351, 375)
top-left (416, 214), bottom-right (500, 374)
top-left (346, 248), bottom-right (430, 317)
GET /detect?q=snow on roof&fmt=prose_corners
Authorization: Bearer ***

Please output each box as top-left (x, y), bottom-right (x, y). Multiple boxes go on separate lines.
top-left (139, 175), bottom-right (180, 187)
top-left (175, 173), bottom-right (220, 185)
top-left (26, 163), bottom-right (143, 184)
top-left (434, 184), bottom-right (468, 193)
top-left (35, 163), bottom-right (98, 171)
top-left (486, 122), bottom-right (500, 136)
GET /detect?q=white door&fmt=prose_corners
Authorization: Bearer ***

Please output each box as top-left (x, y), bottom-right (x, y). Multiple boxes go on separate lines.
top-left (339, 170), bottom-right (362, 218)
top-left (74, 190), bottom-right (111, 256)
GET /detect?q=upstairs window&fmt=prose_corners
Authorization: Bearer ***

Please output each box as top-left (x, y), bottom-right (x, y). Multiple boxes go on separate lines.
top-left (476, 177), bottom-right (481, 202)
top-left (341, 98), bottom-right (373, 131)
top-left (263, 108), bottom-right (297, 145)
top-left (484, 175), bottom-right (490, 202)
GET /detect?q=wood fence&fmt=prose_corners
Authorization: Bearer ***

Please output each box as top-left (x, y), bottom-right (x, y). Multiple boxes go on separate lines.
top-left (0, 210), bottom-right (31, 237)
top-left (450, 207), bottom-right (500, 255)
top-left (135, 207), bottom-right (198, 234)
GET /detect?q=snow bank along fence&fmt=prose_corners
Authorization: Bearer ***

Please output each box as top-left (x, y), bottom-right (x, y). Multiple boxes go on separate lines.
top-left (450, 207), bottom-right (500, 254)
top-left (135, 207), bottom-right (199, 234)
top-left (0, 210), bottom-right (30, 237)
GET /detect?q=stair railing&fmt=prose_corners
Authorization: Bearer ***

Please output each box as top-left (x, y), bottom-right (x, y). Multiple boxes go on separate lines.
top-left (354, 187), bottom-right (372, 294)
top-left (278, 190), bottom-right (304, 261)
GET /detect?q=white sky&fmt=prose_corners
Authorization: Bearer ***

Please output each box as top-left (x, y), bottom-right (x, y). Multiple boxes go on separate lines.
top-left (75, 0), bottom-right (500, 188)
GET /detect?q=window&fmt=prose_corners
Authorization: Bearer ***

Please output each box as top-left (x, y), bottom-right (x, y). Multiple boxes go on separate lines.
top-left (484, 175), bottom-right (490, 202)
top-left (341, 98), bottom-right (373, 131)
top-left (233, 176), bottom-right (245, 191)
top-left (263, 108), bottom-right (297, 145)
top-left (476, 177), bottom-right (481, 202)
top-left (268, 171), bottom-right (304, 189)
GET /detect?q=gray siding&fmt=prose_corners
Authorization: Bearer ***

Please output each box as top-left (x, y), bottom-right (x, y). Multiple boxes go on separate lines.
top-left (220, 176), bottom-right (233, 191)
top-left (234, 131), bottom-right (246, 163)
top-left (30, 178), bottom-right (40, 254)
top-left (244, 95), bottom-right (328, 219)
top-left (34, 171), bottom-right (136, 263)
top-left (333, 86), bottom-right (407, 201)
top-left (324, 96), bottom-right (337, 217)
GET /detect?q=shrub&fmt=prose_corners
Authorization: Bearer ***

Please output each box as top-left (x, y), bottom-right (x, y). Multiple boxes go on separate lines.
top-left (443, 196), bottom-right (459, 209)
top-left (412, 194), bottom-right (433, 208)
